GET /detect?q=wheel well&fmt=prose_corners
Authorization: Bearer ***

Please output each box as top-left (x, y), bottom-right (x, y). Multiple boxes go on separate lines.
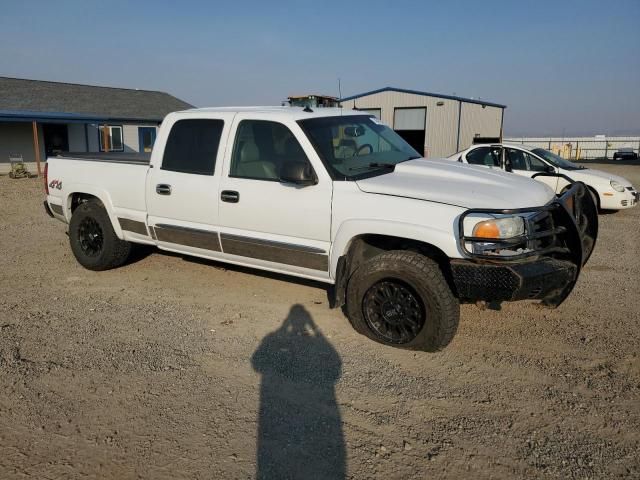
top-left (69, 193), bottom-right (103, 213)
top-left (329, 234), bottom-right (455, 309)
top-left (586, 185), bottom-right (600, 210)
top-left (560, 184), bottom-right (600, 211)
top-left (345, 234), bottom-right (453, 285)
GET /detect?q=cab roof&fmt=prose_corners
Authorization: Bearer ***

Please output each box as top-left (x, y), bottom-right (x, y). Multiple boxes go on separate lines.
top-left (177, 106), bottom-right (366, 120)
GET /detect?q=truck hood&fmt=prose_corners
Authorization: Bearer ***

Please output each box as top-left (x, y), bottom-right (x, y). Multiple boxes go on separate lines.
top-left (565, 167), bottom-right (633, 187)
top-left (355, 158), bottom-right (555, 209)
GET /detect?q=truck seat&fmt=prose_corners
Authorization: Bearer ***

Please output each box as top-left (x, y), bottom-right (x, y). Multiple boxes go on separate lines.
top-left (235, 141), bottom-right (277, 179)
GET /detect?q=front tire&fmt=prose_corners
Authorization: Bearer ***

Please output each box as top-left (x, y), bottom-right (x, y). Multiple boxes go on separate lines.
top-left (346, 251), bottom-right (459, 351)
top-left (69, 200), bottom-right (132, 271)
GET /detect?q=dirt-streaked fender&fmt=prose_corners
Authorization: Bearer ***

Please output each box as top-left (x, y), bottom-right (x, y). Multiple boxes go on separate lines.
top-left (329, 219), bottom-right (462, 279)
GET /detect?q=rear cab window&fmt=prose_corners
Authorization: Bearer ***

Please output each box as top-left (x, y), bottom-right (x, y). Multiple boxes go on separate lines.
top-left (466, 146), bottom-right (500, 167)
top-left (162, 119), bottom-right (224, 175)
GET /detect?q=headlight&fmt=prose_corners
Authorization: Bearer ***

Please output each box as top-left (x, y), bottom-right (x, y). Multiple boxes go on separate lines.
top-left (473, 216), bottom-right (525, 239)
top-left (610, 180), bottom-right (625, 192)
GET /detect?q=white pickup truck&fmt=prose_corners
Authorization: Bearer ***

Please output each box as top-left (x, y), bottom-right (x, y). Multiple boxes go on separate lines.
top-left (44, 107), bottom-right (598, 351)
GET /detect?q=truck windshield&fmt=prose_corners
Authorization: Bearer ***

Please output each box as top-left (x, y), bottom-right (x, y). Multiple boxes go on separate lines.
top-left (298, 115), bottom-right (421, 179)
top-left (531, 148), bottom-right (583, 170)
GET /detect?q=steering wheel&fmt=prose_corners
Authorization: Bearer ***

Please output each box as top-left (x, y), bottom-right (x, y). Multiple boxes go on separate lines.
top-left (353, 143), bottom-right (373, 156)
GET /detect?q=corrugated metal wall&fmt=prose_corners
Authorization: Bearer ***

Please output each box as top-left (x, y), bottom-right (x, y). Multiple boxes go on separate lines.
top-left (341, 91), bottom-right (503, 158)
top-left (458, 103), bottom-right (503, 150)
top-left (342, 91), bottom-right (459, 158)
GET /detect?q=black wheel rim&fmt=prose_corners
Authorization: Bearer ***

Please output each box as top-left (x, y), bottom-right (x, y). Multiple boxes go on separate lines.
top-left (78, 217), bottom-right (104, 257)
top-left (362, 279), bottom-right (426, 344)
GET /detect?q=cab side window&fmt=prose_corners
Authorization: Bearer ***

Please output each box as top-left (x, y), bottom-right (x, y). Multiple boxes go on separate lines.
top-left (506, 148), bottom-right (528, 170)
top-left (527, 154), bottom-right (549, 172)
top-left (230, 120), bottom-right (311, 181)
top-left (506, 148), bottom-right (548, 172)
top-left (162, 119), bottom-right (224, 175)
top-left (466, 147), bottom-right (500, 167)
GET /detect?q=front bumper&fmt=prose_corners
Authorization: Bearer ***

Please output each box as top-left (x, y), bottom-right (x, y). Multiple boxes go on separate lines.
top-left (455, 181), bottom-right (598, 307)
top-left (601, 188), bottom-right (638, 210)
top-left (451, 258), bottom-right (577, 303)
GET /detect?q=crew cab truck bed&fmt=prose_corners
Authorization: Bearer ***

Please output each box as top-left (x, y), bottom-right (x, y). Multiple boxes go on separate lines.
top-left (45, 107), bottom-right (598, 351)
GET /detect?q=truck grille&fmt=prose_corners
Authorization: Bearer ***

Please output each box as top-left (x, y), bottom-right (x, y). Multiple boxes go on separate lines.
top-left (458, 181), bottom-right (597, 265)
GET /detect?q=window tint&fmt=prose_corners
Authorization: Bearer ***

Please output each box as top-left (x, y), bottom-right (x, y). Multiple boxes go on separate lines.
top-left (162, 119), bottom-right (224, 175)
top-left (527, 153), bottom-right (548, 171)
top-left (506, 148), bottom-right (528, 170)
top-left (506, 148), bottom-right (548, 172)
top-left (466, 147), bottom-right (500, 167)
top-left (230, 120), bottom-right (310, 181)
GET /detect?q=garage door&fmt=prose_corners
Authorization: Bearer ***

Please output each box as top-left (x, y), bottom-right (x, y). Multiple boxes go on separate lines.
top-left (393, 107), bottom-right (426, 156)
top-left (394, 108), bottom-right (426, 130)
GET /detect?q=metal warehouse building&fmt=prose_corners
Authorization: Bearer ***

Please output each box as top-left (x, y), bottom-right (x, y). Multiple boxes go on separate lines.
top-left (340, 86), bottom-right (506, 158)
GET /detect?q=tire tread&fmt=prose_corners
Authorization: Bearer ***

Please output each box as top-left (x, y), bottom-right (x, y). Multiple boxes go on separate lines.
top-left (346, 250), bottom-right (459, 351)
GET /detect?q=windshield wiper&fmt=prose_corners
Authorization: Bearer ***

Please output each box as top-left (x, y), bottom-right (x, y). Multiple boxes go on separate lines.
top-left (348, 162), bottom-right (397, 172)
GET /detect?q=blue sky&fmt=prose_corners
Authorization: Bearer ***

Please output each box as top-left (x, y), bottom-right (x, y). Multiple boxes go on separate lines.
top-left (1, 0), bottom-right (638, 136)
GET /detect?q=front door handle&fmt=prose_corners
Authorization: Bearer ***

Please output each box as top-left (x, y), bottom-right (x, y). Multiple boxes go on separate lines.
top-left (156, 184), bottom-right (172, 195)
top-left (221, 190), bottom-right (239, 203)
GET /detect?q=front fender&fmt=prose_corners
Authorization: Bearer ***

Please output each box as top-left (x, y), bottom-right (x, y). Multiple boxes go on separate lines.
top-left (329, 219), bottom-right (460, 279)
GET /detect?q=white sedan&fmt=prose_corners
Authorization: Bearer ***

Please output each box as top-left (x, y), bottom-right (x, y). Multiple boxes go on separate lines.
top-left (449, 143), bottom-right (638, 211)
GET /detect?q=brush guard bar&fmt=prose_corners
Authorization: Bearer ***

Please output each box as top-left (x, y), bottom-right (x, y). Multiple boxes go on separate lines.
top-left (455, 179), bottom-right (598, 307)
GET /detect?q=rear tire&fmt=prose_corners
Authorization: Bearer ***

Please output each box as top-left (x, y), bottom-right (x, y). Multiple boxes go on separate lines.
top-left (345, 251), bottom-right (459, 351)
top-left (69, 200), bottom-right (132, 271)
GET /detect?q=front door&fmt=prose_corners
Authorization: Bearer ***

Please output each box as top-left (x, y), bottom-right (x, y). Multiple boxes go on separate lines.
top-left (217, 116), bottom-right (332, 278)
top-left (145, 114), bottom-right (234, 255)
top-left (138, 127), bottom-right (157, 153)
top-left (505, 147), bottom-right (560, 193)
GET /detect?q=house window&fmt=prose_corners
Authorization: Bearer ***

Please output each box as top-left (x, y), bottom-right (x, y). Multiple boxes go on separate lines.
top-left (99, 125), bottom-right (124, 152)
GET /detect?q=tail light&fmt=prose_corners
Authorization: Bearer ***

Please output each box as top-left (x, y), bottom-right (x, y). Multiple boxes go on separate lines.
top-left (44, 162), bottom-right (49, 194)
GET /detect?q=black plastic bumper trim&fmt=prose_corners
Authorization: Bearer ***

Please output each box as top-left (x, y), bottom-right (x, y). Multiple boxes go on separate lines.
top-left (450, 258), bottom-right (577, 303)
top-left (49, 202), bottom-right (63, 216)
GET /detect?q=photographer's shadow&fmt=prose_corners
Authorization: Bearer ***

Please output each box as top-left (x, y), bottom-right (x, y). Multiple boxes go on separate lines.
top-left (251, 304), bottom-right (345, 480)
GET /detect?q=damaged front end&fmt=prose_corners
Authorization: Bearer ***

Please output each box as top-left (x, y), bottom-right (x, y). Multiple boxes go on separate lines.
top-left (451, 181), bottom-right (598, 308)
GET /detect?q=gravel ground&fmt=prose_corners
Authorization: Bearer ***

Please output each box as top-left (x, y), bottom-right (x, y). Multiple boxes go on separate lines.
top-left (0, 163), bottom-right (639, 479)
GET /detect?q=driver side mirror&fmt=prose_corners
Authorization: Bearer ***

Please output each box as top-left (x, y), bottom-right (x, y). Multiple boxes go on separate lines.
top-left (545, 165), bottom-right (555, 173)
top-left (280, 161), bottom-right (317, 186)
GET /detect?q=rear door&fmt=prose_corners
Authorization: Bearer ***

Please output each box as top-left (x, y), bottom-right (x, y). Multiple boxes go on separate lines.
top-left (464, 146), bottom-right (501, 169)
top-left (505, 147), bottom-right (560, 193)
top-left (216, 115), bottom-right (332, 280)
top-left (145, 114), bottom-right (234, 256)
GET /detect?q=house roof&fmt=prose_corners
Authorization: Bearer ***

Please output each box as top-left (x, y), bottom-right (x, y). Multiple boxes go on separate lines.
top-left (0, 76), bottom-right (194, 123)
top-left (340, 86), bottom-right (506, 109)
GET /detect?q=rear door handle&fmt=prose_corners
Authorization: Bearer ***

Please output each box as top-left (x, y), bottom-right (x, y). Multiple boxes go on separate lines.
top-left (221, 190), bottom-right (239, 203)
top-left (156, 184), bottom-right (172, 195)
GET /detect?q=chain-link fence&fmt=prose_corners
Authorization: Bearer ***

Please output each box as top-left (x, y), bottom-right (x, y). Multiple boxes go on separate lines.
top-left (504, 137), bottom-right (640, 160)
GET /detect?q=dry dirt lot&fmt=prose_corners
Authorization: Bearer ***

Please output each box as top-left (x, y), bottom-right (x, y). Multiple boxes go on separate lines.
top-left (1, 163), bottom-right (639, 479)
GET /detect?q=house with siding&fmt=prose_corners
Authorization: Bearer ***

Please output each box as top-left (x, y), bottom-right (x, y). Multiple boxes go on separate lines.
top-left (0, 76), bottom-right (193, 174)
